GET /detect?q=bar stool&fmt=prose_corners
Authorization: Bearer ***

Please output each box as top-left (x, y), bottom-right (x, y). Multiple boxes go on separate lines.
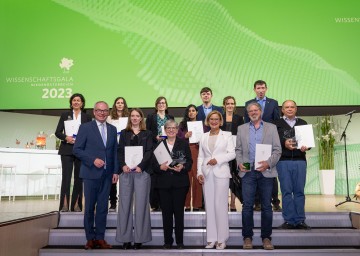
top-left (43, 165), bottom-right (62, 200)
top-left (0, 163), bottom-right (17, 201)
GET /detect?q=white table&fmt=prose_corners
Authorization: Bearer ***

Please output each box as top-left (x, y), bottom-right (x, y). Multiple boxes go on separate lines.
top-left (0, 147), bottom-right (61, 197)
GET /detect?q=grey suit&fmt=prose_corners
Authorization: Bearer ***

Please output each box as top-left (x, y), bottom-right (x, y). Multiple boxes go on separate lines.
top-left (235, 122), bottom-right (281, 178)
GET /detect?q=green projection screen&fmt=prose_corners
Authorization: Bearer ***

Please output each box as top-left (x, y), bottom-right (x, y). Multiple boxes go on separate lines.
top-left (1, 0), bottom-right (359, 109)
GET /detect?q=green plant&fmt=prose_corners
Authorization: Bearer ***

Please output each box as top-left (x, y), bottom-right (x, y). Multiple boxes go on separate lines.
top-left (316, 115), bottom-right (336, 170)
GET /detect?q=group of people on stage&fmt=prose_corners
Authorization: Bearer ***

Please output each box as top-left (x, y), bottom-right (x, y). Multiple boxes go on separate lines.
top-left (55, 80), bottom-right (311, 250)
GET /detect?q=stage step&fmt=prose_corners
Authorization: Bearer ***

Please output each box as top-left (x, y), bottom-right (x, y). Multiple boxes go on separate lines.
top-left (39, 248), bottom-right (360, 256)
top-left (58, 211), bottom-right (353, 228)
top-left (48, 228), bottom-right (360, 247)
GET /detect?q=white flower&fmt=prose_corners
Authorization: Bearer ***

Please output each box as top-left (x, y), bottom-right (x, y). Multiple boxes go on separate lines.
top-left (322, 134), bottom-right (330, 142)
top-left (328, 129), bottom-right (336, 136)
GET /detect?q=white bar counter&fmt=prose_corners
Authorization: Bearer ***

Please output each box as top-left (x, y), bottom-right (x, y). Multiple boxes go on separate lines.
top-left (0, 147), bottom-right (61, 197)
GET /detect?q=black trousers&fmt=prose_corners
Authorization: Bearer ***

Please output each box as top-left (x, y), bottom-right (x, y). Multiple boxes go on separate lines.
top-left (255, 177), bottom-right (280, 205)
top-left (150, 174), bottom-right (161, 209)
top-left (158, 186), bottom-right (189, 245)
top-left (59, 155), bottom-right (83, 211)
top-left (109, 183), bottom-right (118, 205)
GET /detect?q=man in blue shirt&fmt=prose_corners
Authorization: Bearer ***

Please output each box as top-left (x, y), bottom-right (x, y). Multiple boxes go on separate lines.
top-left (244, 80), bottom-right (281, 212)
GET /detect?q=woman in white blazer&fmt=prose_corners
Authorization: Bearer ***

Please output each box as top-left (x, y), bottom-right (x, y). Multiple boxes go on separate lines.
top-left (197, 110), bottom-right (236, 250)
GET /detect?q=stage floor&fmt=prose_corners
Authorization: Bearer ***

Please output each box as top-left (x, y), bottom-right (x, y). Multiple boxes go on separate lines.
top-left (1, 195), bottom-right (360, 223)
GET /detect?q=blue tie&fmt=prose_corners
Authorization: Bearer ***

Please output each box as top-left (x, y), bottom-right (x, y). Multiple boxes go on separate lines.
top-left (101, 123), bottom-right (107, 146)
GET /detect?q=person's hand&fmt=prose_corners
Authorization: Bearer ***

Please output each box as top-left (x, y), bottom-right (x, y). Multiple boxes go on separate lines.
top-left (94, 158), bottom-right (105, 168)
top-left (65, 136), bottom-right (75, 144)
top-left (122, 165), bottom-right (131, 173)
top-left (239, 163), bottom-right (250, 172)
top-left (197, 175), bottom-right (204, 184)
top-left (256, 161), bottom-right (270, 172)
top-left (300, 145), bottom-right (308, 152)
top-left (112, 174), bottom-right (119, 184)
top-left (134, 166), bottom-right (142, 173)
top-left (185, 131), bottom-right (192, 139)
top-left (207, 158), bottom-right (217, 166)
top-left (160, 161), bottom-right (169, 171)
top-left (172, 164), bottom-right (184, 172)
top-left (285, 139), bottom-right (296, 150)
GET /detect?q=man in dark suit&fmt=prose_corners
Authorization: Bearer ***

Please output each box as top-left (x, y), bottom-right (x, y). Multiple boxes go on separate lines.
top-left (73, 101), bottom-right (119, 250)
top-left (244, 80), bottom-right (281, 212)
top-left (196, 87), bottom-right (223, 129)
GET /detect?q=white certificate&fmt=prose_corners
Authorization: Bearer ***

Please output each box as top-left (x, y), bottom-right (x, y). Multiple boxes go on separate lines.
top-left (153, 141), bottom-right (172, 166)
top-left (109, 117), bottom-right (128, 133)
top-left (255, 144), bottom-right (272, 169)
top-left (64, 120), bottom-right (80, 136)
top-left (125, 146), bottom-right (143, 169)
top-left (187, 121), bottom-right (204, 143)
top-left (295, 124), bottom-right (315, 149)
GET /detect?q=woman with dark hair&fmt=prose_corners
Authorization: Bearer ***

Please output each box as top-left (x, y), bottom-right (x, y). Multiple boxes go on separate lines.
top-left (177, 104), bottom-right (203, 211)
top-left (116, 108), bottom-right (153, 250)
top-left (55, 93), bottom-right (92, 212)
top-left (153, 119), bottom-right (192, 249)
top-left (106, 96), bottom-right (129, 212)
top-left (146, 96), bottom-right (174, 211)
top-left (220, 96), bottom-right (244, 211)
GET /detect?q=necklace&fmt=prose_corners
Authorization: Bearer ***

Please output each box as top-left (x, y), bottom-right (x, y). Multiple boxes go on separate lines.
top-left (210, 130), bottom-right (219, 135)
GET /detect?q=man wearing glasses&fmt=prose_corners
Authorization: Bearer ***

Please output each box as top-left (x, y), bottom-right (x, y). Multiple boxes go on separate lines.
top-left (73, 101), bottom-right (119, 250)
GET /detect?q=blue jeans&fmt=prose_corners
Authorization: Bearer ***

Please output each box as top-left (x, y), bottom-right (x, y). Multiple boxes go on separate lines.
top-left (277, 160), bottom-right (307, 225)
top-left (241, 170), bottom-right (273, 240)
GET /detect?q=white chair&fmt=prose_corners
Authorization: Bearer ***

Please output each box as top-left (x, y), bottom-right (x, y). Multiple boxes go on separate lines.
top-left (0, 163), bottom-right (17, 201)
top-left (43, 165), bottom-right (62, 200)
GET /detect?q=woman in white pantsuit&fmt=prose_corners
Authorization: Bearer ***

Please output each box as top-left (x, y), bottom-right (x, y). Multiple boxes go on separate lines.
top-left (197, 110), bottom-right (236, 250)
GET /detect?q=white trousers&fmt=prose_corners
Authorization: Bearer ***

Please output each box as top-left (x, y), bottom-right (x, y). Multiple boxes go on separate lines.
top-left (203, 171), bottom-right (230, 243)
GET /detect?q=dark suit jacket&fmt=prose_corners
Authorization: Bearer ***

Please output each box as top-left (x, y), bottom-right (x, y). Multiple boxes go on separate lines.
top-left (55, 111), bottom-right (92, 155)
top-left (196, 104), bottom-right (223, 122)
top-left (152, 138), bottom-right (192, 189)
top-left (118, 129), bottom-right (153, 174)
top-left (146, 113), bottom-right (174, 144)
top-left (220, 113), bottom-right (244, 135)
top-left (244, 97), bottom-right (280, 123)
top-left (73, 120), bottom-right (119, 179)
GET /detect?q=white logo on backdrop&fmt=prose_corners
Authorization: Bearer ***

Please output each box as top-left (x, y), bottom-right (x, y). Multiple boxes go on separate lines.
top-left (59, 58), bottom-right (74, 72)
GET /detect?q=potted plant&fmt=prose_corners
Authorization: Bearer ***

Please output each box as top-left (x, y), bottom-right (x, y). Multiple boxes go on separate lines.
top-left (316, 115), bottom-right (336, 195)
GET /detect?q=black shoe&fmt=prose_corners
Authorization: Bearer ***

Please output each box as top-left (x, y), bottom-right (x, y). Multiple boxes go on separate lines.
top-left (152, 207), bottom-right (161, 212)
top-left (230, 208), bottom-right (237, 212)
top-left (123, 242), bottom-right (132, 249)
top-left (184, 208), bottom-right (191, 212)
top-left (133, 243), bottom-right (142, 249)
top-left (278, 222), bottom-right (295, 229)
top-left (163, 244), bottom-right (172, 249)
top-left (176, 243), bottom-right (184, 249)
top-left (296, 222), bottom-right (311, 230)
top-left (109, 204), bottom-right (116, 212)
top-left (192, 208), bottom-right (200, 211)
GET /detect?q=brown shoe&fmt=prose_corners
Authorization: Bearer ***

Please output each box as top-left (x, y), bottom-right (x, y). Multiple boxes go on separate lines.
top-left (96, 239), bottom-right (112, 249)
top-left (84, 240), bottom-right (96, 250)
top-left (243, 237), bottom-right (253, 249)
top-left (262, 238), bottom-right (274, 250)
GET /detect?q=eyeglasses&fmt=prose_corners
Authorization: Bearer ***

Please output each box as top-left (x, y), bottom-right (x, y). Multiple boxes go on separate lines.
top-left (95, 109), bottom-right (109, 114)
top-left (157, 102), bottom-right (166, 105)
top-left (165, 127), bottom-right (177, 130)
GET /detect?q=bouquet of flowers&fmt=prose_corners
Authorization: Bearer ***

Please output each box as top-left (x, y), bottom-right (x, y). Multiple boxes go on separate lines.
top-left (316, 116), bottom-right (336, 170)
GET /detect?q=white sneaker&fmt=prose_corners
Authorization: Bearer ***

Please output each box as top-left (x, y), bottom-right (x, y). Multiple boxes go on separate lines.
top-left (205, 241), bottom-right (217, 249)
top-left (216, 242), bottom-right (226, 250)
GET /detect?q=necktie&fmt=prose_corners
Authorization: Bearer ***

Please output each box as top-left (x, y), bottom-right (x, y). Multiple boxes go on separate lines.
top-left (101, 123), bottom-right (107, 146)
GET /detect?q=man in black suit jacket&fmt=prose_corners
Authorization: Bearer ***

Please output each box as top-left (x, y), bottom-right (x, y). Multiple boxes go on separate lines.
top-left (244, 80), bottom-right (281, 212)
top-left (73, 101), bottom-right (119, 250)
top-left (196, 87), bottom-right (223, 129)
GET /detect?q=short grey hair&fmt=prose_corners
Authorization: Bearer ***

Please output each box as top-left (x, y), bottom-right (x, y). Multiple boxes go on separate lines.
top-left (164, 119), bottom-right (178, 129)
top-left (246, 102), bottom-right (262, 112)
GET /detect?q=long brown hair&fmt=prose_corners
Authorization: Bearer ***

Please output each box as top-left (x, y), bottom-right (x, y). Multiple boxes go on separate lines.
top-left (125, 108), bottom-right (146, 131)
top-left (109, 97), bottom-right (129, 119)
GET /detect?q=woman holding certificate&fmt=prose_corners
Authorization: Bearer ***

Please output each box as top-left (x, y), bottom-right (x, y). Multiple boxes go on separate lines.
top-left (177, 104), bottom-right (204, 211)
top-left (197, 110), bottom-right (236, 250)
top-left (116, 108), bottom-right (153, 250)
top-left (55, 93), bottom-right (92, 212)
top-left (153, 119), bottom-right (192, 249)
top-left (146, 96), bottom-right (174, 211)
top-left (220, 96), bottom-right (244, 211)
top-left (106, 97), bottom-right (129, 212)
